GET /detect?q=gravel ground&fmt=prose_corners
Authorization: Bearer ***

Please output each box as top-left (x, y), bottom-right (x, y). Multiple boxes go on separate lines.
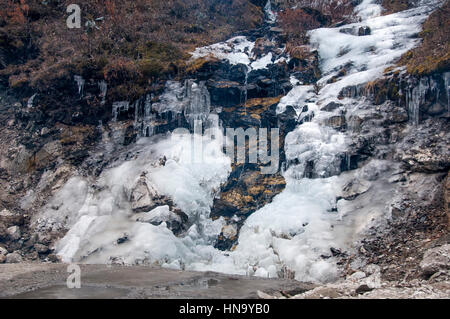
top-left (0, 263), bottom-right (315, 299)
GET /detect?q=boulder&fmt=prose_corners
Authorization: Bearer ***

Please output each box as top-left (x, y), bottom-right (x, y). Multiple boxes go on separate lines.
top-left (420, 244), bottom-right (450, 277)
top-left (0, 254), bottom-right (6, 263)
top-left (215, 224), bottom-right (239, 251)
top-left (326, 115), bottom-right (347, 131)
top-left (321, 101), bottom-right (343, 112)
top-left (6, 252), bottom-right (22, 263)
top-left (355, 284), bottom-right (373, 294)
top-left (7, 226), bottom-right (21, 240)
top-left (0, 246), bottom-right (8, 256)
top-left (400, 147), bottom-right (449, 173)
top-left (427, 103), bottom-right (445, 116)
top-left (388, 107), bottom-right (408, 123)
top-left (0, 209), bottom-right (13, 218)
top-left (129, 175), bottom-right (162, 213)
top-left (337, 179), bottom-right (371, 201)
top-left (134, 205), bottom-right (188, 235)
top-left (358, 26), bottom-right (371, 36)
top-left (252, 38), bottom-right (274, 58)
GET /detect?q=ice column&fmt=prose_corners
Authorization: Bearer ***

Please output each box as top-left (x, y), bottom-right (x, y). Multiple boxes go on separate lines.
top-left (74, 75), bottom-right (85, 97)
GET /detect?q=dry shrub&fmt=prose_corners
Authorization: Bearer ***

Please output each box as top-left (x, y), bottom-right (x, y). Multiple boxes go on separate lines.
top-left (278, 0), bottom-right (354, 47)
top-left (0, 0), bottom-right (263, 100)
top-left (399, 0), bottom-right (449, 75)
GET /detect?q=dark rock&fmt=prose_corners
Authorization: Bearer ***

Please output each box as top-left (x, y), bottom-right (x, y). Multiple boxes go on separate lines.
top-left (427, 103), bottom-right (445, 116)
top-left (0, 246), bottom-right (8, 256)
top-left (135, 205), bottom-right (188, 236)
top-left (123, 125), bottom-right (137, 146)
top-left (6, 226), bottom-right (21, 240)
top-left (34, 243), bottom-right (50, 254)
top-left (116, 234), bottom-right (129, 245)
top-left (47, 254), bottom-right (60, 263)
top-left (129, 175), bottom-right (168, 213)
top-left (215, 225), bottom-right (238, 251)
top-left (420, 244), bottom-right (450, 277)
top-left (358, 26), bottom-right (371, 36)
top-left (207, 80), bottom-right (243, 107)
top-left (321, 101), bottom-right (343, 112)
top-left (355, 284), bottom-right (373, 294)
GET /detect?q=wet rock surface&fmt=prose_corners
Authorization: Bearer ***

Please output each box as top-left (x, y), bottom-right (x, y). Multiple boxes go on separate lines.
top-left (0, 264), bottom-right (315, 299)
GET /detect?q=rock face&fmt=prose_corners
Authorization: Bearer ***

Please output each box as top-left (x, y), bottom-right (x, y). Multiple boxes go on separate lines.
top-left (326, 115), bottom-right (347, 131)
top-left (129, 175), bottom-right (166, 213)
top-left (134, 205), bottom-right (188, 235)
top-left (358, 26), bottom-right (371, 36)
top-left (6, 226), bottom-right (21, 240)
top-left (420, 244), bottom-right (450, 277)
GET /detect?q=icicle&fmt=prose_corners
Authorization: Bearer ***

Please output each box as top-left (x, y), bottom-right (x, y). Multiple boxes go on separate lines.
top-left (184, 81), bottom-right (211, 129)
top-left (444, 72), bottom-right (450, 114)
top-left (407, 77), bottom-right (429, 125)
top-left (98, 80), bottom-right (107, 105)
top-left (144, 94), bottom-right (152, 118)
top-left (134, 100), bottom-right (139, 127)
top-left (112, 101), bottom-right (129, 121)
top-left (74, 75), bottom-right (85, 97)
top-left (27, 93), bottom-right (37, 108)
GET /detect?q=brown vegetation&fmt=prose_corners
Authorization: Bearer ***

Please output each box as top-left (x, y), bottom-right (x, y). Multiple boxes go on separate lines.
top-left (381, 0), bottom-right (412, 14)
top-left (277, 0), bottom-right (354, 50)
top-left (0, 0), bottom-right (263, 100)
top-left (398, 0), bottom-right (449, 75)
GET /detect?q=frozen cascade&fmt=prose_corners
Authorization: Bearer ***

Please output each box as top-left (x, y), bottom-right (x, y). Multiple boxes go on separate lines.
top-left (37, 0), bottom-right (443, 283)
top-left (125, 80), bottom-right (212, 137)
top-left (35, 131), bottom-right (232, 267)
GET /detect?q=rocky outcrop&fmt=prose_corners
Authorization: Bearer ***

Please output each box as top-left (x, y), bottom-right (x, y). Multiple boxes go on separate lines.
top-left (420, 244), bottom-right (450, 277)
top-left (134, 205), bottom-right (188, 236)
top-left (128, 174), bottom-right (165, 213)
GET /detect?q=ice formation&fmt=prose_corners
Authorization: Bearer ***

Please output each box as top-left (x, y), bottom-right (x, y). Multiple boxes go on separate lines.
top-left (74, 75), bottom-right (85, 97)
top-left (35, 131), bottom-right (232, 266)
top-left (98, 80), bottom-right (108, 105)
top-left (27, 93), bottom-right (37, 108)
top-left (35, 0), bottom-right (442, 283)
